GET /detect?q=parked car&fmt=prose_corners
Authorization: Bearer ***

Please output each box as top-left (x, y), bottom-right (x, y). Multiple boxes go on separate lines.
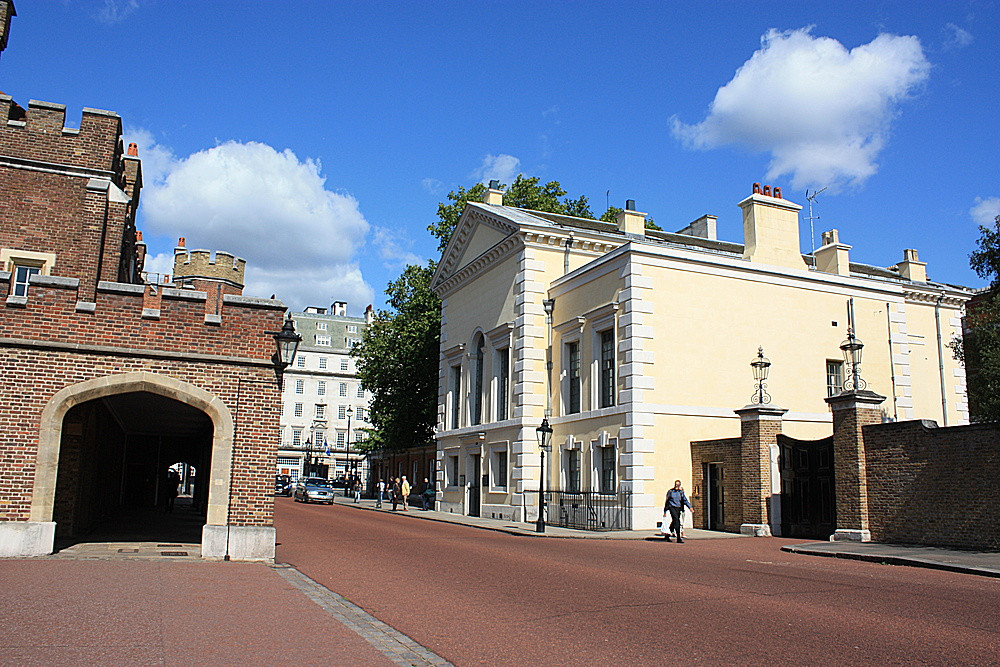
top-left (329, 477), bottom-right (349, 489)
top-left (275, 475), bottom-right (293, 497)
top-left (293, 477), bottom-right (335, 504)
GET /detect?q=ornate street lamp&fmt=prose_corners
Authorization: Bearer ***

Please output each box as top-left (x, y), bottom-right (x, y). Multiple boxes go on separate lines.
top-left (302, 437), bottom-right (313, 478)
top-left (840, 329), bottom-right (866, 392)
top-left (535, 417), bottom-right (553, 533)
top-left (750, 346), bottom-right (772, 404)
top-left (268, 316), bottom-right (301, 387)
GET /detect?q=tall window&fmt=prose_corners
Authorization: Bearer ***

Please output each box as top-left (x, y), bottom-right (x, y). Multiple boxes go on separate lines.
top-left (566, 449), bottom-right (581, 492)
top-left (492, 450), bottom-right (508, 490)
top-left (356, 385), bottom-right (365, 399)
top-left (337, 432), bottom-right (345, 447)
top-left (292, 429), bottom-right (302, 446)
top-left (341, 359), bottom-right (349, 371)
top-left (295, 379), bottom-right (304, 394)
top-left (451, 366), bottom-right (462, 429)
top-left (317, 381), bottom-right (326, 396)
top-left (567, 342), bottom-right (581, 414)
top-left (599, 330), bottom-right (615, 408)
top-left (293, 403), bottom-right (303, 417)
top-left (296, 355), bottom-right (306, 368)
top-left (318, 357), bottom-right (327, 369)
top-left (472, 336), bottom-right (485, 426)
top-left (599, 446), bottom-right (616, 494)
top-left (448, 455), bottom-right (459, 486)
top-left (315, 404), bottom-right (326, 418)
top-left (827, 361), bottom-right (844, 396)
top-left (496, 348), bottom-right (510, 421)
top-left (12, 265), bottom-right (40, 297)
top-left (340, 382), bottom-right (348, 397)
top-left (338, 405), bottom-right (347, 419)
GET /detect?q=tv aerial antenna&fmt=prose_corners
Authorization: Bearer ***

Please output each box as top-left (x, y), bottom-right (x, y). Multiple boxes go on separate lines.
top-left (805, 187), bottom-right (828, 255)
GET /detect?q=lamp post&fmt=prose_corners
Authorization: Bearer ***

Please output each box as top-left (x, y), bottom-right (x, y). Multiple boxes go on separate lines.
top-left (750, 346), bottom-right (772, 404)
top-left (535, 417), bottom-right (553, 533)
top-left (840, 298), bottom-right (866, 392)
top-left (269, 316), bottom-right (302, 388)
top-left (302, 437), bottom-right (313, 477)
top-left (345, 405), bottom-right (353, 495)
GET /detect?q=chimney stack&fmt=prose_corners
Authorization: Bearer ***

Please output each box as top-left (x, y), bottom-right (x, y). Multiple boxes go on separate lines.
top-left (483, 180), bottom-right (504, 206)
top-left (897, 248), bottom-right (927, 282)
top-left (615, 199), bottom-right (646, 236)
top-left (739, 183), bottom-right (806, 270)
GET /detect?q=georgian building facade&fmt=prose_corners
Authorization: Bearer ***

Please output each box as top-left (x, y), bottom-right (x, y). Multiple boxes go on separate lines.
top-left (431, 183), bottom-right (971, 530)
top-left (277, 302), bottom-right (374, 481)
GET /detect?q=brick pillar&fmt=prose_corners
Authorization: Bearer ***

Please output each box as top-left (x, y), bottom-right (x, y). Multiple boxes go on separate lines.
top-left (734, 403), bottom-right (787, 537)
top-left (825, 390), bottom-right (886, 542)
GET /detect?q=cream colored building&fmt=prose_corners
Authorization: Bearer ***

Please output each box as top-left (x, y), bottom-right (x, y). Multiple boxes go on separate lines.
top-left (431, 183), bottom-right (971, 530)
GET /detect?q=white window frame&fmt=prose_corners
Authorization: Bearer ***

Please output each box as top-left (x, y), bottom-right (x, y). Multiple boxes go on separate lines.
top-left (295, 379), bottom-right (304, 394)
top-left (585, 303), bottom-right (619, 411)
top-left (296, 355), bottom-right (306, 368)
top-left (316, 322), bottom-right (328, 331)
top-left (554, 317), bottom-right (584, 416)
top-left (293, 403), bottom-right (303, 417)
top-left (340, 382), bottom-right (348, 397)
top-left (315, 404), bottom-right (326, 419)
top-left (489, 443), bottom-right (509, 492)
top-left (316, 334), bottom-right (332, 347)
top-left (317, 381), bottom-right (326, 396)
top-left (318, 357), bottom-right (327, 369)
top-left (591, 433), bottom-right (618, 494)
top-left (340, 358), bottom-right (349, 371)
top-left (486, 322), bottom-right (514, 424)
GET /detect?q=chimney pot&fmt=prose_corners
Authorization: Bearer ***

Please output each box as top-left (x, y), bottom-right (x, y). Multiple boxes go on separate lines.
top-left (177, 237), bottom-right (186, 248)
top-left (488, 179), bottom-right (500, 189)
top-left (625, 199), bottom-right (636, 211)
top-left (127, 142), bottom-right (138, 156)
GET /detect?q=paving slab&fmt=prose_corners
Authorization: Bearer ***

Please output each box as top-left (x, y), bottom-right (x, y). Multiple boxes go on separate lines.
top-left (0, 559), bottom-right (447, 666)
top-left (781, 541), bottom-right (1000, 578)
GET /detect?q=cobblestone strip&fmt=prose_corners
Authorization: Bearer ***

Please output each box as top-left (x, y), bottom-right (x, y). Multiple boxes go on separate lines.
top-left (275, 566), bottom-right (454, 667)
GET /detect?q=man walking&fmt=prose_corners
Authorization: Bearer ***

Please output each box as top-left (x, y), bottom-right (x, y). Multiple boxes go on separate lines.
top-left (664, 480), bottom-right (693, 543)
top-left (375, 478), bottom-right (384, 508)
top-left (401, 476), bottom-right (411, 512)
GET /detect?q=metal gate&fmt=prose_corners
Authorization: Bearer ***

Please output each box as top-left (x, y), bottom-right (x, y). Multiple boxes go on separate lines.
top-left (778, 434), bottom-right (835, 539)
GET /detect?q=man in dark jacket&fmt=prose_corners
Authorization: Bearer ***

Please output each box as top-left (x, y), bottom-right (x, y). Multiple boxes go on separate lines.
top-left (664, 480), bottom-right (693, 543)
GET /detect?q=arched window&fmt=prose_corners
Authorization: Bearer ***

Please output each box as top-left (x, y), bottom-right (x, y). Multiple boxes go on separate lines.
top-left (471, 334), bottom-right (485, 425)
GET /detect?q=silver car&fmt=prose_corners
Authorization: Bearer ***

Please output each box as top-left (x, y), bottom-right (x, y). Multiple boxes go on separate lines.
top-left (292, 477), bottom-right (335, 504)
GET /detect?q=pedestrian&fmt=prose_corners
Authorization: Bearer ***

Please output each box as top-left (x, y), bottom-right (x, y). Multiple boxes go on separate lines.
top-left (164, 469), bottom-right (180, 513)
top-left (663, 479), bottom-right (693, 543)
top-left (353, 478), bottom-right (361, 503)
top-left (375, 478), bottom-right (384, 508)
top-left (401, 476), bottom-right (411, 511)
top-left (420, 477), bottom-right (433, 510)
top-left (391, 477), bottom-right (401, 511)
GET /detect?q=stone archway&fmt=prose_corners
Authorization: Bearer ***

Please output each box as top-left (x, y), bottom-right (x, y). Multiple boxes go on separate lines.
top-left (32, 371), bottom-right (235, 551)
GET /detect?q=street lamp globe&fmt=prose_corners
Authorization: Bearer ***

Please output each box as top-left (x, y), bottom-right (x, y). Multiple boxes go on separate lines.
top-left (272, 316), bottom-right (302, 369)
top-left (535, 417), bottom-right (553, 534)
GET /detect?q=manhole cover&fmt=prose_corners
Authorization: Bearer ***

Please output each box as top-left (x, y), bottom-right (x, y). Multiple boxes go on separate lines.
top-left (160, 551), bottom-right (189, 557)
top-left (117, 548), bottom-right (139, 553)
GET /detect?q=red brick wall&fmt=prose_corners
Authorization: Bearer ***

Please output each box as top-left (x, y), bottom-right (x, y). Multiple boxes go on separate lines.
top-left (690, 437), bottom-right (743, 532)
top-left (0, 346), bottom-right (281, 527)
top-left (864, 420), bottom-right (1000, 550)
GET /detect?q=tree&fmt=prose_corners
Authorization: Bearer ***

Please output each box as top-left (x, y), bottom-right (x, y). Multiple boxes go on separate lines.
top-left (352, 263), bottom-right (442, 451)
top-left (952, 214), bottom-right (1000, 422)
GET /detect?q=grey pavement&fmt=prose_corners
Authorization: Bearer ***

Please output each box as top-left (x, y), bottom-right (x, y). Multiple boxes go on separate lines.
top-left (331, 494), bottom-right (1000, 577)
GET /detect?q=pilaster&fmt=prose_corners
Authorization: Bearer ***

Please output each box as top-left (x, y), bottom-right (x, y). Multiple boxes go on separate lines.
top-left (825, 390), bottom-right (886, 542)
top-left (734, 403), bottom-right (787, 536)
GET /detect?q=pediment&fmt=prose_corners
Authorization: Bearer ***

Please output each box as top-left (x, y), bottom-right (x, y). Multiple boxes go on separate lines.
top-left (434, 204), bottom-right (520, 288)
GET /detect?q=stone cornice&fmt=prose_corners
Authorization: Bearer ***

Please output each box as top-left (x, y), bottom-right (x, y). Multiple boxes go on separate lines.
top-left (433, 233), bottom-right (523, 297)
top-left (903, 288), bottom-right (969, 307)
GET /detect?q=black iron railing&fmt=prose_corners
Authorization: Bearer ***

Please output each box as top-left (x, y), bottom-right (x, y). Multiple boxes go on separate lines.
top-left (544, 489), bottom-right (632, 531)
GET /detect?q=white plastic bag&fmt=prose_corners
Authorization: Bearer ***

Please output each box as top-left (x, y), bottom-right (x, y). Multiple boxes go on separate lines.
top-left (660, 513), bottom-right (671, 535)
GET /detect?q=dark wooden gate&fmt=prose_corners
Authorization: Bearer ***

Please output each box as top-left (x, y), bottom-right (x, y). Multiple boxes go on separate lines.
top-left (778, 434), bottom-right (835, 539)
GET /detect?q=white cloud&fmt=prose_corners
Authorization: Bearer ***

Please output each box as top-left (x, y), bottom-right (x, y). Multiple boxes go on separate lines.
top-left (971, 197), bottom-right (1000, 226)
top-left (471, 154), bottom-right (521, 184)
top-left (671, 27), bottom-right (930, 190)
top-left (373, 227), bottom-right (424, 268)
top-left (421, 177), bottom-right (443, 195)
top-left (97, 0), bottom-right (139, 24)
top-left (943, 23), bottom-right (973, 50)
top-left (135, 137), bottom-right (373, 311)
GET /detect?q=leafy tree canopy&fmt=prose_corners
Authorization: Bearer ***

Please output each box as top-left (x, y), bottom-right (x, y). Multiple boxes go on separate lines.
top-left (352, 262), bottom-right (442, 451)
top-left (952, 215), bottom-right (1000, 422)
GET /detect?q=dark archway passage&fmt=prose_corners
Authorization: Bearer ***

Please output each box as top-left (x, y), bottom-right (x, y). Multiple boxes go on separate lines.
top-left (53, 391), bottom-right (214, 549)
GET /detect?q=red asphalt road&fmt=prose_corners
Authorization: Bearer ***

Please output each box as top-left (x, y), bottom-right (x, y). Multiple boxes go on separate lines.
top-left (276, 498), bottom-right (1000, 666)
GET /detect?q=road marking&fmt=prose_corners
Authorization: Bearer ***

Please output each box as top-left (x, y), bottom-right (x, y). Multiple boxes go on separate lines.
top-left (275, 566), bottom-right (454, 667)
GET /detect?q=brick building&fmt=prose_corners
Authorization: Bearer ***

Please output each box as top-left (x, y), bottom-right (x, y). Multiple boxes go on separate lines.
top-left (0, 3), bottom-right (288, 560)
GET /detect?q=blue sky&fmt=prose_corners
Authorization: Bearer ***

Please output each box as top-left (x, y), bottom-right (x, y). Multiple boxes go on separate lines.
top-left (2, 1), bottom-right (997, 313)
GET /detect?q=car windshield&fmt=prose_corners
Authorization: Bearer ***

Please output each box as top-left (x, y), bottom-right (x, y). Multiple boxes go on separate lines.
top-left (303, 478), bottom-right (331, 487)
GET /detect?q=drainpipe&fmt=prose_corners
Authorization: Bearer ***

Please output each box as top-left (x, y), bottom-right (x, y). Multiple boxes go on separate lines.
top-left (934, 293), bottom-right (949, 426)
top-left (563, 233), bottom-right (574, 275)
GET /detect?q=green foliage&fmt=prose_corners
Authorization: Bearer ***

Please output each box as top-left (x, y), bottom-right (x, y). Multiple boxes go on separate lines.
top-left (953, 215), bottom-right (1000, 422)
top-left (352, 263), bottom-right (442, 451)
top-left (970, 215), bottom-right (1000, 287)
